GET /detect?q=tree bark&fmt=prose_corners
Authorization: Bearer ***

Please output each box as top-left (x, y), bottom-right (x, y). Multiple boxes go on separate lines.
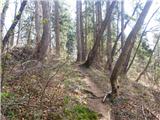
top-left (109, 0), bottom-right (152, 97)
top-left (55, 1), bottom-right (60, 56)
top-left (136, 35), bottom-right (160, 82)
top-left (76, 0), bottom-right (82, 62)
top-left (35, 1), bottom-right (51, 61)
top-left (2, 0), bottom-right (27, 51)
top-left (105, 1), bottom-right (112, 73)
top-left (35, 1), bottom-right (42, 44)
top-left (82, 1), bottom-right (116, 67)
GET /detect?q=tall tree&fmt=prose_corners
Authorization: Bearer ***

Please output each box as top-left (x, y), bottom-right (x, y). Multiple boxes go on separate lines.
top-left (55, 0), bottom-right (60, 56)
top-left (82, 1), bottom-right (116, 67)
top-left (2, 0), bottom-right (27, 51)
top-left (35, 1), bottom-right (51, 61)
top-left (108, 0), bottom-right (153, 98)
top-left (121, 0), bottom-right (124, 48)
top-left (35, 0), bottom-right (42, 44)
top-left (105, 1), bottom-right (112, 73)
top-left (76, 0), bottom-right (85, 61)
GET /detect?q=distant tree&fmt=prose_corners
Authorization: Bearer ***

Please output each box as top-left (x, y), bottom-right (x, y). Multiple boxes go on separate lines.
top-left (1, 0), bottom-right (9, 38)
top-left (2, 0), bottom-right (27, 51)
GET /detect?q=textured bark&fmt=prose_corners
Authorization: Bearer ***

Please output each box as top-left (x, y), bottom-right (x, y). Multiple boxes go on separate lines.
top-left (109, 0), bottom-right (152, 97)
top-left (82, 1), bottom-right (116, 67)
top-left (84, 1), bottom-right (88, 59)
top-left (1, 0), bottom-right (9, 38)
top-left (76, 0), bottom-right (82, 62)
top-left (105, 1), bottom-right (112, 73)
top-left (35, 1), bottom-right (50, 61)
top-left (136, 36), bottom-right (160, 82)
top-left (2, 0), bottom-right (27, 51)
top-left (35, 1), bottom-right (42, 44)
top-left (95, 0), bottom-right (102, 62)
top-left (55, 1), bottom-right (60, 56)
top-left (121, 0), bottom-right (124, 48)
top-left (80, 1), bottom-right (85, 61)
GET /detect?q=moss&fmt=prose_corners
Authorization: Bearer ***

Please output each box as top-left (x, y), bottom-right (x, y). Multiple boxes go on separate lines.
top-left (64, 104), bottom-right (98, 120)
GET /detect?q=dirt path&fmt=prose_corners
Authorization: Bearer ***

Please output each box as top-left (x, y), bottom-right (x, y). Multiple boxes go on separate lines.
top-left (77, 67), bottom-right (112, 120)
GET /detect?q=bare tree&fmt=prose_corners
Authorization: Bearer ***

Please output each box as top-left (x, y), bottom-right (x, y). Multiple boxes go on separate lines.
top-left (2, 0), bottom-right (27, 51)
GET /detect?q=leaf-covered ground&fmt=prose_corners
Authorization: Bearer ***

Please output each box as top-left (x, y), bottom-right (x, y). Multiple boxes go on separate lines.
top-left (1, 47), bottom-right (160, 120)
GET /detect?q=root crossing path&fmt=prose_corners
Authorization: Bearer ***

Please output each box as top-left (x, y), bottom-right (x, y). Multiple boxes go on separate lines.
top-left (77, 66), bottom-right (112, 120)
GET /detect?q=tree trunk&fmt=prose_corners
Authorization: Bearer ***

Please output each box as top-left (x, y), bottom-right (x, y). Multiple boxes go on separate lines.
top-left (127, 7), bottom-right (160, 72)
top-left (84, 1), bottom-right (88, 59)
top-left (35, 1), bottom-right (51, 61)
top-left (2, 0), bottom-right (27, 51)
top-left (55, 1), bottom-right (60, 56)
top-left (111, 3), bottom-right (139, 58)
top-left (109, 0), bottom-right (152, 97)
top-left (82, 1), bottom-right (116, 67)
top-left (10, 0), bottom-right (18, 47)
top-left (95, 0), bottom-right (102, 63)
top-left (136, 35), bottom-right (160, 82)
top-left (1, 0), bottom-right (9, 38)
top-left (105, 1), bottom-right (112, 74)
top-left (80, 0), bottom-right (85, 61)
top-left (121, 0), bottom-right (124, 48)
top-left (35, 1), bottom-right (42, 44)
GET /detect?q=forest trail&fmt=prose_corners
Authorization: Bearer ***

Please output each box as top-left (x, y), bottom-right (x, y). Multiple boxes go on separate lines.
top-left (77, 66), bottom-right (112, 120)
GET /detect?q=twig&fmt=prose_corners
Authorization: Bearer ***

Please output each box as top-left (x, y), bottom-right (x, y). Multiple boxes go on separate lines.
top-left (142, 105), bottom-right (147, 120)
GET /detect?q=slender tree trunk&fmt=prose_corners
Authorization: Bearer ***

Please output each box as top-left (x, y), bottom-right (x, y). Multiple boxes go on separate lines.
top-left (109, 0), bottom-right (152, 98)
top-left (10, 0), bottom-right (18, 47)
top-left (35, 1), bottom-right (50, 61)
top-left (82, 1), bottom-right (116, 67)
top-left (2, 0), bottom-right (27, 51)
top-left (1, 0), bottom-right (9, 38)
top-left (55, 1), bottom-right (60, 56)
top-left (111, 3), bottom-right (139, 57)
top-left (27, 16), bottom-right (34, 45)
top-left (127, 7), bottom-right (160, 72)
top-left (136, 36), bottom-right (160, 82)
top-left (121, 0), bottom-right (124, 48)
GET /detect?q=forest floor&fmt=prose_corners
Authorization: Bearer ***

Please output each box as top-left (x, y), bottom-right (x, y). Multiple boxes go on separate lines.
top-left (1, 47), bottom-right (160, 120)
